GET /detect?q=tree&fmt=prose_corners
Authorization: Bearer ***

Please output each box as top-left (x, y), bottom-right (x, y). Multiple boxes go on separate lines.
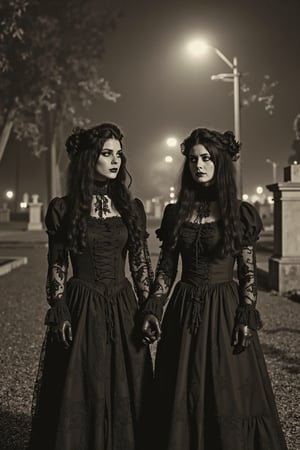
top-left (240, 74), bottom-right (279, 115)
top-left (0, 0), bottom-right (121, 200)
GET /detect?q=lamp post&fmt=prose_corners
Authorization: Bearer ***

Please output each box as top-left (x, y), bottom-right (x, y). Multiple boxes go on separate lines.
top-left (266, 158), bottom-right (277, 183)
top-left (187, 40), bottom-right (242, 197)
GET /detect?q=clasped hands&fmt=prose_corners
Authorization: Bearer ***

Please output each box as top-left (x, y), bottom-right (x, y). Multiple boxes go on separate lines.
top-left (50, 320), bottom-right (73, 349)
top-left (232, 323), bottom-right (254, 354)
top-left (141, 314), bottom-right (162, 345)
top-left (141, 315), bottom-right (254, 353)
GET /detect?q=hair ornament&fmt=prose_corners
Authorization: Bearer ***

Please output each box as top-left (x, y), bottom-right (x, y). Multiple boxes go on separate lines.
top-left (222, 130), bottom-right (241, 161)
top-left (66, 123), bottom-right (123, 160)
top-left (180, 142), bottom-right (186, 155)
top-left (180, 127), bottom-right (241, 161)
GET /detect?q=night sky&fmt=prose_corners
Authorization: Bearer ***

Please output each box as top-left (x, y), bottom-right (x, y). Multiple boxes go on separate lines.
top-left (1, 0), bottom-right (300, 207)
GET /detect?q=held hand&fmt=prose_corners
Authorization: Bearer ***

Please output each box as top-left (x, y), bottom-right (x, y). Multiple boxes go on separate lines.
top-left (141, 314), bottom-right (161, 345)
top-left (232, 324), bottom-right (253, 354)
top-left (60, 320), bottom-right (73, 349)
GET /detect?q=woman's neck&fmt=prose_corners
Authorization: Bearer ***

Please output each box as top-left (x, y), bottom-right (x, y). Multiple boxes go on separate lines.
top-left (195, 183), bottom-right (218, 202)
top-left (93, 179), bottom-right (109, 196)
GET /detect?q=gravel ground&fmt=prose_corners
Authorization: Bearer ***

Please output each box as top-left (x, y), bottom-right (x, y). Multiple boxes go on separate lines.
top-left (0, 242), bottom-right (299, 450)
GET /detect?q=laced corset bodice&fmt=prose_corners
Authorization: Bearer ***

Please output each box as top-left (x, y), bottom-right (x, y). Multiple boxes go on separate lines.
top-left (44, 195), bottom-right (153, 328)
top-left (178, 220), bottom-right (234, 285)
top-left (70, 216), bottom-right (128, 285)
top-left (142, 201), bottom-right (263, 330)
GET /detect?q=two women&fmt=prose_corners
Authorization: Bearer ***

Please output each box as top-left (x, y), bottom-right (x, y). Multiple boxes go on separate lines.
top-left (141, 128), bottom-right (287, 450)
top-left (30, 124), bottom-right (287, 450)
top-left (29, 123), bottom-right (153, 450)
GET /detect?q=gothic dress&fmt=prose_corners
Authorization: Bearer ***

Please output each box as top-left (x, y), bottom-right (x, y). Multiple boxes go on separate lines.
top-left (29, 193), bottom-right (153, 450)
top-left (142, 201), bottom-right (287, 450)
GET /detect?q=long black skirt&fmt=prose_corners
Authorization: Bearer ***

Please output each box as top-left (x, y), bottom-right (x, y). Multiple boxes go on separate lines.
top-left (154, 280), bottom-right (287, 450)
top-left (29, 277), bottom-right (153, 450)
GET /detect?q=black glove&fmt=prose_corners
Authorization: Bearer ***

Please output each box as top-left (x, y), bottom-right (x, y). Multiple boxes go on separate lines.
top-left (232, 323), bottom-right (253, 354)
top-left (141, 314), bottom-right (162, 345)
top-left (50, 320), bottom-right (73, 349)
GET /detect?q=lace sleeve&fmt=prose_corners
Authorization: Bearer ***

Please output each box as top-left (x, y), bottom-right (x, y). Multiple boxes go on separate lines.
top-left (128, 198), bottom-right (154, 306)
top-left (128, 238), bottom-right (154, 306)
top-left (234, 245), bottom-right (263, 330)
top-left (44, 198), bottom-right (71, 328)
top-left (140, 245), bottom-right (179, 321)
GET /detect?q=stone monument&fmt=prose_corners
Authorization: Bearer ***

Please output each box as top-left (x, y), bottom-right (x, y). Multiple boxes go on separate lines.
top-left (27, 194), bottom-right (43, 230)
top-left (267, 164), bottom-right (300, 292)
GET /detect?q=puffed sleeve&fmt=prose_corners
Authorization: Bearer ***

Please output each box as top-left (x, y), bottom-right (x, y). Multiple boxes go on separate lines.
top-left (140, 204), bottom-right (179, 321)
top-left (234, 202), bottom-right (263, 330)
top-left (128, 198), bottom-right (154, 306)
top-left (240, 201), bottom-right (263, 245)
top-left (44, 197), bottom-right (71, 328)
top-left (155, 203), bottom-right (176, 247)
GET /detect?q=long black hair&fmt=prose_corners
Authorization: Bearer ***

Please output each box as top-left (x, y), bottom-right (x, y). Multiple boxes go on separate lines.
top-left (65, 122), bottom-right (141, 253)
top-left (172, 127), bottom-right (242, 255)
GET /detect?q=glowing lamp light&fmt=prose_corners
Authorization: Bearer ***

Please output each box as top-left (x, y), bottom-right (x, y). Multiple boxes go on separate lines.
top-left (267, 196), bottom-right (273, 204)
top-left (165, 156), bottom-right (173, 163)
top-left (166, 137), bottom-right (178, 147)
top-left (170, 186), bottom-right (175, 191)
top-left (20, 202), bottom-right (27, 209)
top-left (256, 186), bottom-right (264, 195)
top-left (170, 192), bottom-right (175, 199)
top-left (293, 160), bottom-right (298, 164)
top-left (6, 190), bottom-right (14, 199)
top-left (186, 39), bottom-right (209, 57)
top-left (242, 194), bottom-right (249, 201)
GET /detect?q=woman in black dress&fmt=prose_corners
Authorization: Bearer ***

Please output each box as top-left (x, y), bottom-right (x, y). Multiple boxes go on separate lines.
top-left (29, 123), bottom-right (153, 450)
top-left (141, 127), bottom-right (287, 450)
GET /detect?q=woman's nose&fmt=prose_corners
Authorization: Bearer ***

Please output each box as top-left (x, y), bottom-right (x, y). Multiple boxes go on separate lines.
top-left (111, 156), bottom-right (118, 164)
top-left (196, 158), bottom-right (203, 168)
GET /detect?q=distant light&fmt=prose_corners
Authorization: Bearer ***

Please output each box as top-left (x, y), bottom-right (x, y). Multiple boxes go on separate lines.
top-left (20, 202), bottom-right (27, 209)
top-left (186, 39), bottom-right (209, 57)
top-left (170, 192), bottom-right (175, 199)
top-left (165, 156), bottom-right (173, 163)
top-left (166, 137), bottom-right (177, 147)
top-left (267, 196), bottom-right (273, 204)
top-left (251, 194), bottom-right (260, 203)
top-left (242, 194), bottom-right (249, 201)
top-left (170, 186), bottom-right (175, 191)
top-left (6, 190), bottom-right (14, 199)
top-left (256, 186), bottom-right (264, 195)
top-left (293, 160), bottom-right (298, 164)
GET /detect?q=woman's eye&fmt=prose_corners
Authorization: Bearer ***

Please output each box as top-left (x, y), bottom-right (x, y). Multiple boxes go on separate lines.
top-left (189, 157), bottom-right (197, 163)
top-left (202, 156), bottom-right (211, 162)
top-left (101, 151), bottom-right (110, 157)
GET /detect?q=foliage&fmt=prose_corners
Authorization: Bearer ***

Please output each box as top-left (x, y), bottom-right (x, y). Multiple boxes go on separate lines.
top-left (0, 0), bottom-right (120, 157)
top-left (240, 75), bottom-right (279, 115)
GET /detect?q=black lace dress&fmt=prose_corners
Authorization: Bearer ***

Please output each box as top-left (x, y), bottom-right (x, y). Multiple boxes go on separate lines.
top-left (142, 201), bottom-right (287, 450)
top-left (29, 192), bottom-right (154, 450)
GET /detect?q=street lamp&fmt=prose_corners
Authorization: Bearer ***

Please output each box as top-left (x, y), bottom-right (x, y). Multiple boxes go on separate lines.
top-left (187, 39), bottom-right (242, 197)
top-left (266, 158), bottom-right (277, 183)
top-left (5, 190), bottom-right (14, 200)
top-left (166, 137), bottom-right (178, 148)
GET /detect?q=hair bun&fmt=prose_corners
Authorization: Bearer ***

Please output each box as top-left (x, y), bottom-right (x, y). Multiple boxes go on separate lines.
top-left (65, 123), bottom-right (123, 160)
top-left (223, 131), bottom-right (241, 161)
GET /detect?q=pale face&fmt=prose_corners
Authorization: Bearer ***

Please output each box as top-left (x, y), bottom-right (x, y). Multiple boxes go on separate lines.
top-left (188, 144), bottom-right (215, 184)
top-left (95, 138), bottom-right (122, 181)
